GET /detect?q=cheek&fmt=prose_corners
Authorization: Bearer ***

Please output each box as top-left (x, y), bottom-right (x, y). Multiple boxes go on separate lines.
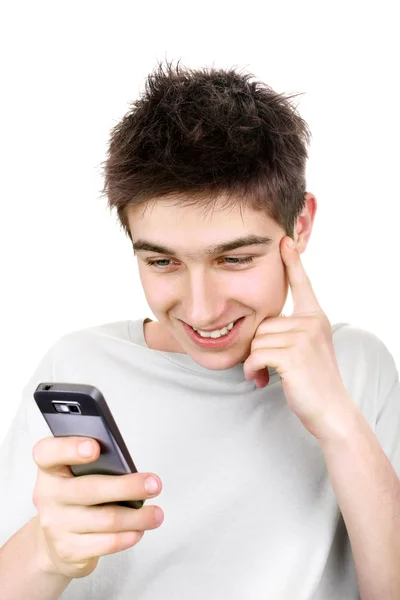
top-left (138, 268), bottom-right (174, 308)
top-left (238, 267), bottom-right (287, 309)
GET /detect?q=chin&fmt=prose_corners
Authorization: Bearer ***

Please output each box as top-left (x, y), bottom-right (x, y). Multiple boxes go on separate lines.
top-left (188, 349), bottom-right (247, 371)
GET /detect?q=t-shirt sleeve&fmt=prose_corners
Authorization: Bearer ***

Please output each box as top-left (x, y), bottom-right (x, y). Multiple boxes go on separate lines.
top-left (374, 338), bottom-right (400, 479)
top-left (0, 346), bottom-right (56, 547)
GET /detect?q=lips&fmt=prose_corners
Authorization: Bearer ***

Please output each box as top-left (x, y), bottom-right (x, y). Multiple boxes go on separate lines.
top-left (182, 317), bottom-right (245, 349)
top-left (188, 318), bottom-right (239, 332)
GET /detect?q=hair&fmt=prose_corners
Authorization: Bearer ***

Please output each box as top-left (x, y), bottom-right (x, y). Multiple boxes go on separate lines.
top-left (100, 59), bottom-right (312, 242)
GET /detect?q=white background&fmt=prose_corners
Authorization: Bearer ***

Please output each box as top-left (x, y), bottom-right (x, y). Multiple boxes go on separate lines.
top-left (0, 1), bottom-right (399, 444)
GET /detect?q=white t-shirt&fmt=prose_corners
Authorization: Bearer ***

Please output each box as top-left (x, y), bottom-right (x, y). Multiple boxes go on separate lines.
top-left (1, 318), bottom-right (399, 599)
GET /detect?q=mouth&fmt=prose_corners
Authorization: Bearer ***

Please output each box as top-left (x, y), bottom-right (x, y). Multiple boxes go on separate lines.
top-left (182, 317), bottom-right (245, 349)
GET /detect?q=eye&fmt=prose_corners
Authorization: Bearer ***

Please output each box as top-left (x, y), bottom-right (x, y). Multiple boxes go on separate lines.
top-left (222, 257), bottom-right (254, 265)
top-left (145, 259), bottom-right (174, 268)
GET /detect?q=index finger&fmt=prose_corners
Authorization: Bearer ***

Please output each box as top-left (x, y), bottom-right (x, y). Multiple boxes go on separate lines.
top-left (283, 240), bottom-right (321, 315)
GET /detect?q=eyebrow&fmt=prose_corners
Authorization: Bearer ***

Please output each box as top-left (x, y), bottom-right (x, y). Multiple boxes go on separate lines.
top-left (132, 234), bottom-right (274, 258)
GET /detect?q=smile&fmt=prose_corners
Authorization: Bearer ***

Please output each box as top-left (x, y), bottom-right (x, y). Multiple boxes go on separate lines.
top-left (182, 317), bottom-right (245, 349)
top-left (192, 320), bottom-right (238, 338)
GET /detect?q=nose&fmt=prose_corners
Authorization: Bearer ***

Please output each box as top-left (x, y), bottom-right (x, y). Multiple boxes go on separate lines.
top-left (183, 269), bottom-right (226, 328)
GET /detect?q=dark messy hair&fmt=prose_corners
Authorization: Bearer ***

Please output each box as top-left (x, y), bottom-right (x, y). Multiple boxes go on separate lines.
top-left (100, 60), bottom-right (312, 241)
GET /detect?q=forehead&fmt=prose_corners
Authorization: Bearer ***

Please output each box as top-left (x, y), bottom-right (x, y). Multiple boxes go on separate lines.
top-left (128, 197), bottom-right (278, 233)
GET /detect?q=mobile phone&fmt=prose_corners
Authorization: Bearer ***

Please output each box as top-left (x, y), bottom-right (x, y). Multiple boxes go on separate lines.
top-left (33, 382), bottom-right (144, 509)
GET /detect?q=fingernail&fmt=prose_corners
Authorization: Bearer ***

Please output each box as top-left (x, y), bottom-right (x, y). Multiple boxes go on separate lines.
top-left (155, 507), bottom-right (164, 525)
top-left (145, 477), bottom-right (159, 494)
top-left (79, 441), bottom-right (93, 457)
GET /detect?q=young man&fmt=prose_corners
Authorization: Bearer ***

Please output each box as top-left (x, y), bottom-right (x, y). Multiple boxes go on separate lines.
top-left (1, 61), bottom-right (399, 600)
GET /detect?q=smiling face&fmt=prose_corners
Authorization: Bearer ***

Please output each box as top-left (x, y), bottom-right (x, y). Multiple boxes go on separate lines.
top-left (127, 195), bottom-right (314, 371)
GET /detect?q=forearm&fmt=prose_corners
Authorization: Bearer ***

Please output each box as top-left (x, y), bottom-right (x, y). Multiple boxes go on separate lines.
top-left (319, 402), bottom-right (400, 600)
top-left (0, 516), bottom-right (72, 600)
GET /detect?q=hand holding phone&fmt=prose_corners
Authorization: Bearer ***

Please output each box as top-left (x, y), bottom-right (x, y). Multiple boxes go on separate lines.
top-left (31, 382), bottom-right (164, 579)
top-left (34, 382), bottom-right (147, 509)
top-left (31, 435), bottom-right (164, 579)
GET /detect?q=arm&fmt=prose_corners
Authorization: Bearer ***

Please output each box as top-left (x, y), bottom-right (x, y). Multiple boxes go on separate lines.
top-left (0, 515), bottom-right (72, 600)
top-left (318, 402), bottom-right (400, 600)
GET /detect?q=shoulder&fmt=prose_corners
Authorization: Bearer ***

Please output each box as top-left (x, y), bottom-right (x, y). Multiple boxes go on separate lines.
top-left (331, 322), bottom-right (398, 399)
top-left (331, 322), bottom-right (387, 358)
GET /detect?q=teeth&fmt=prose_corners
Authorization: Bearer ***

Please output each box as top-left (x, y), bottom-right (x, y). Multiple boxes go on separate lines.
top-left (193, 320), bottom-right (236, 338)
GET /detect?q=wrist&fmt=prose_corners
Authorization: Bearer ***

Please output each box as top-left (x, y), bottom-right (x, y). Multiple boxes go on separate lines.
top-left (314, 394), bottom-right (364, 446)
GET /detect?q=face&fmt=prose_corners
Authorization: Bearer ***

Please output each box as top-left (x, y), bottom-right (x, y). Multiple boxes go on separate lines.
top-left (128, 197), bottom-right (292, 371)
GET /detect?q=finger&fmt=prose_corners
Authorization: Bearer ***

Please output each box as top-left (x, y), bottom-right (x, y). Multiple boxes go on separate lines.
top-left (57, 530), bottom-right (145, 562)
top-left (281, 237), bottom-right (321, 315)
top-left (67, 503), bottom-right (164, 534)
top-left (244, 347), bottom-right (286, 380)
top-left (58, 471), bottom-right (162, 506)
top-left (254, 318), bottom-right (300, 337)
top-left (251, 331), bottom-right (292, 348)
top-left (254, 369), bottom-right (270, 388)
top-left (32, 436), bottom-right (100, 476)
